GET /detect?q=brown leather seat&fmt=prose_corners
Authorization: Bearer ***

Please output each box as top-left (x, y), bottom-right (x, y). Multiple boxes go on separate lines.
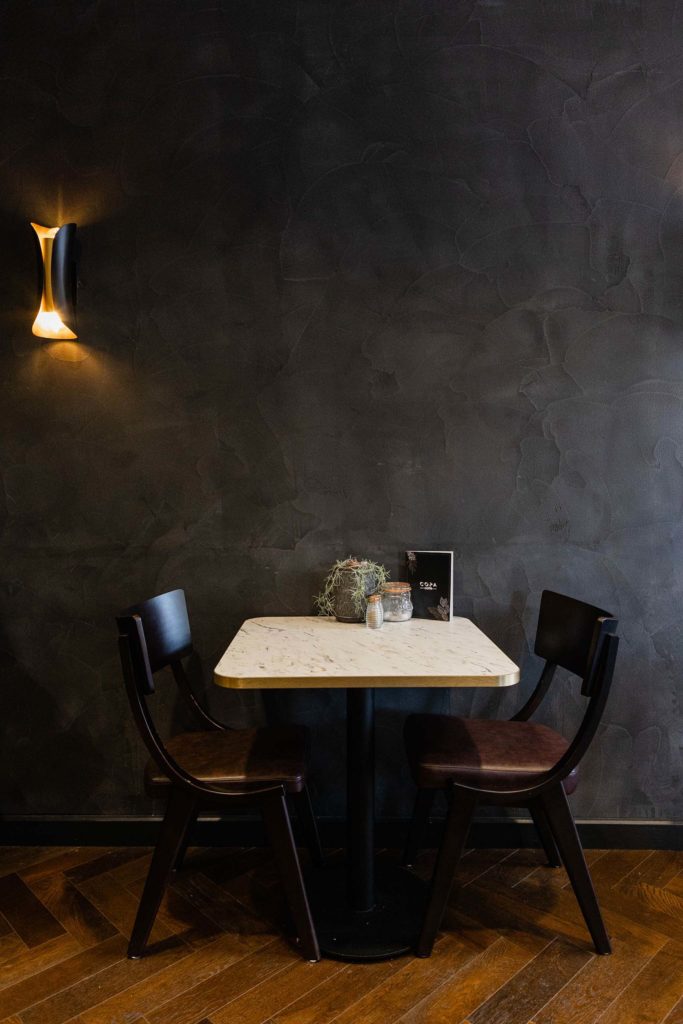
top-left (405, 714), bottom-right (578, 794)
top-left (145, 724), bottom-right (309, 794)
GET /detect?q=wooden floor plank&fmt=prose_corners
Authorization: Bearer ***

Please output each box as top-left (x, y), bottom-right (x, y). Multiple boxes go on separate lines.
top-left (449, 879), bottom-right (592, 954)
top-left (594, 940), bottom-right (683, 1024)
top-left (26, 872), bottom-right (119, 948)
top-left (515, 851), bottom-right (607, 894)
top-left (569, 850), bottom-right (652, 892)
top-left (413, 848), bottom-right (512, 888)
top-left (207, 860), bottom-right (281, 917)
top-left (666, 874), bottom-right (683, 899)
top-left (74, 1013), bottom-right (156, 1024)
top-left (99, 852), bottom-right (153, 887)
top-left (210, 957), bottom-right (344, 1024)
top-left (502, 871), bottom-right (671, 953)
top-left (438, 903), bottom-right (506, 955)
top-left (468, 938), bottom-right (593, 1024)
top-left (661, 993), bottom-right (683, 1024)
top-left (76, 927), bottom-right (283, 1024)
top-left (0, 933), bottom-right (81, 992)
top-left (65, 849), bottom-right (148, 884)
top-left (0, 847), bottom-right (65, 879)
top-left (331, 934), bottom-right (477, 1024)
top-left (125, 872), bottom-right (224, 947)
top-left (615, 879), bottom-right (683, 926)
top-left (169, 868), bottom-right (280, 938)
top-left (474, 848), bottom-right (554, 890)
top-left (193, 850), bottom-right (287, 932)
top-left (397, 936), bottom-right (537, 1024)
top-left (19, 848), bottom-right (114, 885)
top-left (199, 849), bottom-right (275, 890)
top-left (619, 850), bottom-right (683, 889)
top-left (593, 884), bottom-right (683, 945)
top-left (20, 935), bottom-right (186, 1024)
top-left (74, 871), bottom-right (172, 946)
top-left (0, 934), bottom-right (127, 1018)
top-left (145, 939), bottom-right (295, 1024)
top-left (264, 957), bottom-right (406, 1024)
top-left (533, 930), bottom-right (662, 1024)
top-left (0, 931), bottom-right (26, 966)
top-left (0, 873), bottom-right (65, 947)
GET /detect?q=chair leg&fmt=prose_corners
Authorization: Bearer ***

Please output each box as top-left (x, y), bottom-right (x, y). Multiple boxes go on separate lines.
top-left (261, 791), bottom-right (320, 962)
top-left (292, 786), bottom-right (324, 867)
top-left (416, 788), bottom-right (477, 958)
top-left (539, 785), bottom-right (611, 955)
top-left (129, 787), bottom-right (197, 958)
top-left (402, 788), bottom-right (436, 866)
top-left (173, 805), bottom-right (198, 870)
top-left (529, 801), bottom-right (562, 867)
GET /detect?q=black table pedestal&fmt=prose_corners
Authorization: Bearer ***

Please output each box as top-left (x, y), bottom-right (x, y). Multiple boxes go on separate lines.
top-left (307, 861), bottom-right (427, 961)
top-left (347, 688), bottom-right (375, 913)
top-left (308, 688), bottom-right (427, 961)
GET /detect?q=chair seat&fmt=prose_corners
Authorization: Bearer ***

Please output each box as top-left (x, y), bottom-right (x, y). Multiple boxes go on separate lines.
top-left (145, 725), bottom-right (309, 793)
top-left (405, 714), bottom-right (578, 794)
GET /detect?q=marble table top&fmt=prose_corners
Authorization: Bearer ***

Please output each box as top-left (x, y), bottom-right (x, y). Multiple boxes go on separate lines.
top-left (214, 616), bottom-right (520, 689)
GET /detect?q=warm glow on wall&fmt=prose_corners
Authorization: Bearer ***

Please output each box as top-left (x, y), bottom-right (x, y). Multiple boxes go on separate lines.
top-left (31, 222), bottom-right (78, 339)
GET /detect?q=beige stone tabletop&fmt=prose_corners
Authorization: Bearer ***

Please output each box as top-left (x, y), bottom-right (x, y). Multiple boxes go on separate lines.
top-left (214, 615), bottom-right (520, 690)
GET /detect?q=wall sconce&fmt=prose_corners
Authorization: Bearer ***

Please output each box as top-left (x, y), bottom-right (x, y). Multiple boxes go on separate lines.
top-left (31, 222), bottom-right (78, 339)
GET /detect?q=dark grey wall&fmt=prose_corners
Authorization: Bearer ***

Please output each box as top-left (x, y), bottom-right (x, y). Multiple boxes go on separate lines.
top-left (1, 0), bottom-right (681, 823)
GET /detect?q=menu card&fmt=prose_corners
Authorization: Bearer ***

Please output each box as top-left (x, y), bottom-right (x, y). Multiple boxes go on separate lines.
top-left (405, 550), bottom-right (453, 621)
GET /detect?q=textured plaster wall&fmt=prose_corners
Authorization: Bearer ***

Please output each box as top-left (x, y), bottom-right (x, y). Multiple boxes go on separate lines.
top-left (0, 0), bottom-right (681, 822)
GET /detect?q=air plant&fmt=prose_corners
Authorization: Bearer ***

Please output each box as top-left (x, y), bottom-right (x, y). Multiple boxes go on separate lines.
top-left (314, 557), bottom-right (390, 619)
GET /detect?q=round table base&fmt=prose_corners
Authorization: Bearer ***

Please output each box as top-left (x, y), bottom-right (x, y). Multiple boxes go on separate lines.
top-left (307, 862), bottom-right (428, 962)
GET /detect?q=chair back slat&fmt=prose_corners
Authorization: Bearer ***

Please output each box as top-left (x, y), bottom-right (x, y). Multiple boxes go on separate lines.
top-left (534, 590), bottom-right (615, 683)
top-left (552, 630), bottom-right (619, 781)
top-left (581, 616), bottom-right (618, 697)
top-left (119, 589), bottom-right (193, 674)
top-left (116, 612), bottom-right (216, 790)
top-left (117, 613), bottom-right (156, 695)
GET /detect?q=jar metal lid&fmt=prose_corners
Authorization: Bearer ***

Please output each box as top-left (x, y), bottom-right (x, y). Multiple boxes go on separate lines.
top-left (367, 593), bottom-right (382, 602)
top-left (381, 582), bottom-right (411, 593)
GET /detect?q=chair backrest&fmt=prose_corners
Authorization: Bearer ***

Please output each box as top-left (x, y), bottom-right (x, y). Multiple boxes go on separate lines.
top-left (116, 589), bottom-right (193, 695)
top-left (550, 626), bottom-right (619, 788)
top-left (534, 590), bottom-right (617, 697)
top-left (506, 589), bottom-right (620, 792)
top-left (115, 589), bottom-right (278, 798)
top-left (512, 589), bottom-right (618, 725)
top-left (117, 585), bottom-right (226, 744)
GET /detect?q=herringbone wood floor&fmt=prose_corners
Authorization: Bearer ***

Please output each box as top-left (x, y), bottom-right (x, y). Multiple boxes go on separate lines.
top-left (0, 844), bottom-right (681, 1024)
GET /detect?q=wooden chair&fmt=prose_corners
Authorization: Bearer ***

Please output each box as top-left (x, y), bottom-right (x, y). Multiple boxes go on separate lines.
top-left (403, 590), bottom-right (619, 957)
top-left (116, 588), bottom-right (321, 961)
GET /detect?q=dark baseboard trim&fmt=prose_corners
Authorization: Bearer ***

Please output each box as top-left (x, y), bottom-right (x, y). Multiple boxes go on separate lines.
top-left (0, 816), bottom-right (681, 850)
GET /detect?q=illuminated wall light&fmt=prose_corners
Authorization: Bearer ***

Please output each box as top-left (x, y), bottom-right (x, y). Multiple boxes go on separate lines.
top-left (31, 222), bottom-right (78, 339)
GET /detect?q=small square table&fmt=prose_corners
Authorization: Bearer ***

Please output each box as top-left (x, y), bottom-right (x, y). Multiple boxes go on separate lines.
top-left (215, 615), bottom-right (519, 961)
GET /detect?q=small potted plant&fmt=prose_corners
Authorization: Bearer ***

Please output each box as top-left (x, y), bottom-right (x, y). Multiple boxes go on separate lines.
top-left (314, 557), bottom-right (390, 623)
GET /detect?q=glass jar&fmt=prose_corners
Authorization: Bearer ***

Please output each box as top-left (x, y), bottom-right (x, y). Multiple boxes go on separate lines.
top-left (381, 582), bottom-right (413, 622)
top-left (365, 593), bottom-right (384, 630)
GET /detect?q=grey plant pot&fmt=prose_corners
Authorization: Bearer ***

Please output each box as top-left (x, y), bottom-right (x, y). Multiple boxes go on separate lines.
top-left (333, 568), bottom-right (377, 623)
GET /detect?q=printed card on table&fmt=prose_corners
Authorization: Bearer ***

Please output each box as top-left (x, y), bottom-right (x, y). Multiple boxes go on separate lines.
top-left (405, 550), bottom-right (454, 622)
